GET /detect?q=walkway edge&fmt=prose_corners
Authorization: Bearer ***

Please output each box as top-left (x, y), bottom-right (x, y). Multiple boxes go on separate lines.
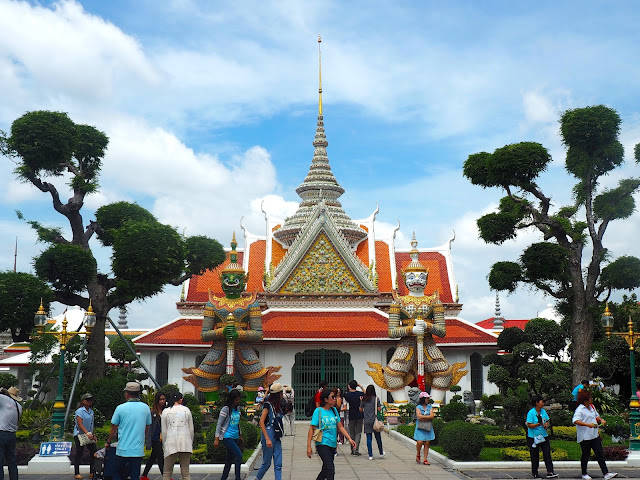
top-left (387, 430), bottom-right (630, 469)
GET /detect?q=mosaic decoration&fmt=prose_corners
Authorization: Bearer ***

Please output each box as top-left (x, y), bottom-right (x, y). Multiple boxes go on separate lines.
top-left (280, 233), bottom-right (365, 294)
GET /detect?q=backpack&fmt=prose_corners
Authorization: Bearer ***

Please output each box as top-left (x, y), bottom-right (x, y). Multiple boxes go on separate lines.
top-left (266, 402), bottom-right (284, 439)
top-left (305, 396), bottom-right (316, 417)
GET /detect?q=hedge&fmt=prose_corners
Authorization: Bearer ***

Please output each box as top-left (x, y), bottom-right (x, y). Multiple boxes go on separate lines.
top-left (551, 426), bottom-right (576, 440)
top-left (502, 446), bottom-right (568, 461)
top-left (484, 434), bottom-right (526, 447)
top-left (439, 421), bottom-right (485, 460)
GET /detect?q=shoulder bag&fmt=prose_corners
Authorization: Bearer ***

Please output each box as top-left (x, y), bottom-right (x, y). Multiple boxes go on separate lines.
top-left (417, 405), bottom-right (432, 431)
top-left (373, 398), bottom-right (385, 432)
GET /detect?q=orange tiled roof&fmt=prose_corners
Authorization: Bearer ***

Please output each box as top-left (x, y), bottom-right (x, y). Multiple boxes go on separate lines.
top-left (395, 251), bottom-right (453, 302)
top-left (135, 318), bottom-right (208, 346)
top-left (262, 310), bottom-right (388, 339)
top-left (134, 317), bottom-right (496, 345)
top-left (375, 241), bottom-right (393, 292)
top-left (355, 238), bottom-right (369, 265)
top-left (271, 239), bottom-right (287, 268)
top-left (186, 251), bottom-right (245, 302)
top-left (476, 318), bottom-right (529, 331)
top-left (246, 240), bottom-right (266, 293)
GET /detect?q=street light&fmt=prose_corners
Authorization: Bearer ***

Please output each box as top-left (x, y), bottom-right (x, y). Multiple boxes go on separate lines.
top-left (32, 300), bottom-right (95, 441)
top-left (600, 303), bottom-right (640, 458)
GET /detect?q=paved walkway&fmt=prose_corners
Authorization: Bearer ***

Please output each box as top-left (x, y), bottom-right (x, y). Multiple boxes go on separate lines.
top-left (245, 425), bottom-right (462, 480)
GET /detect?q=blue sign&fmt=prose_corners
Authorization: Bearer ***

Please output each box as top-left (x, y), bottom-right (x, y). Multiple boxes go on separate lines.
top-left (39, 442), bottom-right (72, 456)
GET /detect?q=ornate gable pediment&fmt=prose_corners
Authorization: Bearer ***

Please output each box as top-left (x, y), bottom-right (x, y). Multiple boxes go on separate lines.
top-left (266, 202), bottom-right (376, 294)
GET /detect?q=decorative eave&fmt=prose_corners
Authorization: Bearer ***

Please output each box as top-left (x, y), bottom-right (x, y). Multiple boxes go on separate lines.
top-left (267, 201), bottom-right (376, 294)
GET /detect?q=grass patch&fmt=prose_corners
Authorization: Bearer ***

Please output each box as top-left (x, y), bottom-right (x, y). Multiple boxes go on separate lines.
top-left (432, 445), bottom-right (447, 457)
top-left (242, 448), bottom-right (254, 462)
top-left (479, 447), bottom-right (504, 461)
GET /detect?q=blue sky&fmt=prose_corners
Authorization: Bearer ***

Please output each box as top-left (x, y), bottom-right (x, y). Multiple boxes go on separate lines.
top-left (1, 0), bottom-right (639, 329)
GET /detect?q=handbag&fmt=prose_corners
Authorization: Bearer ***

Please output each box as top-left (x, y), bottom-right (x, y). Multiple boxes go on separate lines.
top-left (311, 427), bottom-right (323, 442)
top-left (78, 433), bottom-right (95, 446)
top-left (373, 418), bottom-right (385, 432)
top-left (417, 405), bottom-right (432, 431)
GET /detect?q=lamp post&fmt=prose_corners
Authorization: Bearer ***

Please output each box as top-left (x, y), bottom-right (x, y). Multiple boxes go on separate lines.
top-left (33, 300), bottom-right (96, 441)
top-left (600, 304), bottom-right (640, 460)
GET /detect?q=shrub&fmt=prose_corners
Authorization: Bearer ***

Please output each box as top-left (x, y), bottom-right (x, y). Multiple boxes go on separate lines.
top-left (600, 414), bottom-right (628, 436)
top-left (432, 418), bottom-right (445, 445)
top-left (395, 424), bottom-right (415, 439)
top-left (548, 409), bottom-right (573, 427)
top-left (191, 444), bottom-right (208, 464)
top-left (439, 401), bottom-right (468, 422)
top-left (439, 420), bottom-right (485, 460)
top-left (484, 434), bottom-right (526, 447)
top-left (16, 430), bottom-right (31, 441)
top-left (502, 446), bottom-right (568, 461)
top-left (551, 426), bottom-right (576, 440)
top-left (603, 446), bottom-right (628, 460)
top-left (206, 421), bottom-right (244, 463)
top-left (94, 424), bottom-right (111, 443)
top-left (482, 409), bottom-right (505, 427)
top-left (240, 421), bottom-right (259, 449)
top-left (481, 394), bottom-right (503, 410)
top-left (15, 442), bottom-right (38, 465)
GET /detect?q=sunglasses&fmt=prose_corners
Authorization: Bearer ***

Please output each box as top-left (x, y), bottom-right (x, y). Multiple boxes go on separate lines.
top-left (328, 395), bottom-right (336, 399)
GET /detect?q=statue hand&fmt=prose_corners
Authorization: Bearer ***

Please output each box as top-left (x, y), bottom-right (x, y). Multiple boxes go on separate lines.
top-left (412, 320), bottom-right (425, 335)
top-left (223, 324), bottom-right (239, 341)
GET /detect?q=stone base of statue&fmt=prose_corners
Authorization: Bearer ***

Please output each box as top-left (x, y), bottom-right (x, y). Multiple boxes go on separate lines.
top-left (28, 454), bottom-right (71, 474)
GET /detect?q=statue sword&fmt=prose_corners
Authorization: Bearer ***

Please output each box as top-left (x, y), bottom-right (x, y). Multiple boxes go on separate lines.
top-left (416, 313), bottom-right (426, 391)
top-left (225, 312), bottom-right (235, 375)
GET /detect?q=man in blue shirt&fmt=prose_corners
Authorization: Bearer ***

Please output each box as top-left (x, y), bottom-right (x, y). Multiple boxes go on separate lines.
top-left (570, 380), bottom-right (588, 411)
top-left (106, 382), bottom-right (152, 480)
top-left (525, 395), bottom-right (558, 479)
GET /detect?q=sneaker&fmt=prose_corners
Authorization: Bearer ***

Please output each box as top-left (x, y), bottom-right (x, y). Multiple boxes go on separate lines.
top-left (604, 474), bottom-right (618, 480)
top-left (369, 456), bottom-right (373, 460)
top-left (353, 451), bottom-right (362, 456)
top-left (380, 451), bottom-right (385, 457)
top-left (582, 475), bottom-right (592, 480)
top-left (533, 475), bottom-right (542, 479)
top-left (75, 476), bottom-right (83, 480)
top-left (546, 474), bottom-right (559, 478)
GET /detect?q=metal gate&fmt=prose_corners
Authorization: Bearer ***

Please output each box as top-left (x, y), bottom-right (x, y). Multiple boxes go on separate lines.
top-left (292, 349), bottom-right (354, 419)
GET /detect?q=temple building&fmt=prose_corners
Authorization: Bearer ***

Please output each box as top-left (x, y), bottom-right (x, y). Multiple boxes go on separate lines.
top-left (134, 39), bottom-right (500, 412)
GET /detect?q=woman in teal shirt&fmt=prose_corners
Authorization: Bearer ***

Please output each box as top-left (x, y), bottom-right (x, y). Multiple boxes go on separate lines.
top-left (525, 396), bottom-right (558, 479)
top-left (214, 389), bottom-right (243, 480)
top-left (307, 388), bottom-right (356, 480)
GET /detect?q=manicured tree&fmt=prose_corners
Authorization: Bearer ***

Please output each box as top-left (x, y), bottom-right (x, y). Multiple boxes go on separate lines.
top-left (464, 105), bottom-right (640, 385)
top-left (0, 271), bottom-right (53, 342)
top-left (1, 111), bottom-right (226, 382)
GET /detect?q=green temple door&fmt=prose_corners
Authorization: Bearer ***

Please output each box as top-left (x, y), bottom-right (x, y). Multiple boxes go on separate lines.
top-left (292, 348), bottom-right (354, 419)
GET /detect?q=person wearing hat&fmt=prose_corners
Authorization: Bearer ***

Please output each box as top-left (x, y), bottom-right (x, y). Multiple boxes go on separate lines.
top-left (106, 382), bottom-right (152, 480)
top-left (256, 382), bottom-right (284, 480)
top-left (282, 385), bottom-right (295, 436)
top-left (74, 393), bottom-right (97, 479)
top-left (414, 391), bottom-right (435, 465)
top-left (0, 386), bottom-right (22, 480)
top-left (255, 386), bottom-right (266, 406)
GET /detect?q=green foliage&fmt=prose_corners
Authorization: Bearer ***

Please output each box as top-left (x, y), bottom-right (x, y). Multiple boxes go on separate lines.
top-left (95, 202), bottom-right (157, 247)
top-left (34, 244), bottom-right (96, 293)
top-left (397, 403), bottom-right (416, 424)
top-left (112, 221), bottom-right (184, 300)
top-left (439, 420), bottom-right (485, 460)
top-left (0, 373), bottom-right (18, 389)
top-left (240, 420), bottom-right (259, 449)
top-left (7, 111), bottom-right (77, 176)
top-left (0, 271), bottom-right (53, 342)
top-left (600, 414), bottom-right (628, 436)
top-left (524, 318), bottom-right (568, 358)
top-left (551, 426), bottom-right (576, 440)
top-left (481, 394), bottom-right (503, 410)
top-left (439, 401), bottom-right (468, 422)
top-left (82, 368), bottom-right (132, 418)
top-left (488, 262), bottom-right (522, 292)
top-left (482, 409), bottom-right (505, 427)
top-left (521, 242), bottom-right (569, 283)
top-left (484, 434), bottom-right (526, 447)
top-left (489, 142), bottom-right (551, 188)
top-left (183, 393), bottom-right (203, 432)
top-left (548, 409), bottom-right (574, 427)
top-left (185, 236), bottom-right (226, 276)
top-left (600, 256), bottom-right (640, 291)
top-left (432, 417), bottom-right (444, 445)
top-left (449, 385), bottom-right (462, 393)
top-left (463, 152), bottom-right (495, 187)
top-left (20, 406), bottom-right (52, 436)
top-left (594, 178), bottom-right (640, 221)
top-left (589, 387), bottom-right (623, 415)
top-left (497, 327), bottom-right (526, 353)
top-left (395, 424), bottom-right (415, 439)
top-left (108, 335), bottom-right (138, 366)
top-left (477, 213), bottom-right (519, 244)
top-left (502, 446), bottom-right (568, 461)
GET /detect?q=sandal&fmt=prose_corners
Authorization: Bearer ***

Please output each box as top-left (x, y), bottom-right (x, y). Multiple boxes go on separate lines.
top-left (416, 455), bottom-right (421, 463)
top-left (423, 459), bottom-right (430, 465)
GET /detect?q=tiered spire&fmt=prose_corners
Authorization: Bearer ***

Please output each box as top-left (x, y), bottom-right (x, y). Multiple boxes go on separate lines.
top-left (273, 36), bottom-right (367, 248)
top-left (492, 291), bottom-right (504, 330)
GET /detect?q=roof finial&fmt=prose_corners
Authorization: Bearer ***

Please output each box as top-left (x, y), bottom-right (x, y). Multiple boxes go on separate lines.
top-left (318, 34), bottom-right (323, 116)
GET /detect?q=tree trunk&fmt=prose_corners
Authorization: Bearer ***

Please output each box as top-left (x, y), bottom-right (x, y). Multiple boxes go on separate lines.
top-left (568, 245), bottom-right (594, 386)
top-left (82, 283), bottom-right (108, 383)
